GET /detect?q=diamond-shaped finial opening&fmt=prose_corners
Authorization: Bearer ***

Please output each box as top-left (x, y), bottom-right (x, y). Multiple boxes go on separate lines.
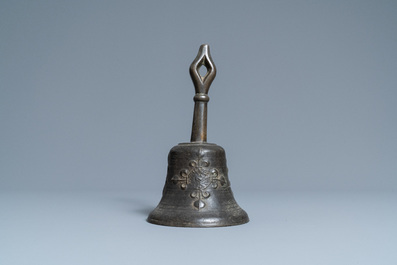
top-left (199, 65), bottom-right (208, 79)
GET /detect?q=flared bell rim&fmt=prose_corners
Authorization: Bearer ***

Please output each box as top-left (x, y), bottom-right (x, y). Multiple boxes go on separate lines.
top-left (147, 207), bottom-right (249, 228)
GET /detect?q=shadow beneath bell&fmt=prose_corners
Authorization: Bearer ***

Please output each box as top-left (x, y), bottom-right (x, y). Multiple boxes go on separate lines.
top-left (135, 206), bottom-right (154, 216)
top-left (115, 196), bottom-right (155, 217)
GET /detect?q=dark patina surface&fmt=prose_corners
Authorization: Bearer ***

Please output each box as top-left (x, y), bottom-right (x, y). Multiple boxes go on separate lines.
top-left (147, 44), bottom-right (249, 227)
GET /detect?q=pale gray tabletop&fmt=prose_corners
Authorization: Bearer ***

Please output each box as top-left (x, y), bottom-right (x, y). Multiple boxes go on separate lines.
top-left (1, 191), bottom-right (396, 265)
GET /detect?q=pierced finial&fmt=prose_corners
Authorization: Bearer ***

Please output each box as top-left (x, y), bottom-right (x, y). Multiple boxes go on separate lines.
top-left (190, 44), bottom-right (216, 143)
top-left (190, 44), bottom-right (217, 95)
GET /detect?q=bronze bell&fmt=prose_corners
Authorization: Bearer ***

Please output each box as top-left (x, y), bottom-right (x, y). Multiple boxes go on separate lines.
top-left (147, 44), bottom-right (249, 227)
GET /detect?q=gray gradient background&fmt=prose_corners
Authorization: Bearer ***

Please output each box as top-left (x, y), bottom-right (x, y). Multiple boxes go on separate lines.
top-left (1, 0), bottom-right (396, 192)
top-left (1, 1), bottom-right (397, 265)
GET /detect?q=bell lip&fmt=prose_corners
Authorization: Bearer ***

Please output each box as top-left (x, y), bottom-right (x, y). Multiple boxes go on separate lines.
top-left (146, 220), bottom-right (250, 228)
top-left (146, 218), bottom-right (250, 228)
top-left (146, 207), bottom-right (249, 228)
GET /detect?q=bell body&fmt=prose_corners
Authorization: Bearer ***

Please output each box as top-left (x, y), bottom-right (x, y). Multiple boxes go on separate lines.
top-left (147, 143), bottom-right (249, 227)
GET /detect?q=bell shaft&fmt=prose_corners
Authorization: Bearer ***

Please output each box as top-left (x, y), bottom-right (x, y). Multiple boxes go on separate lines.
top-left (191, 101), bottom-right (208, 142)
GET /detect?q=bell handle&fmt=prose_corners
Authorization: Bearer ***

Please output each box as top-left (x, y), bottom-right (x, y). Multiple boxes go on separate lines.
top-left (190, 44), bottom-right (217, 143)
